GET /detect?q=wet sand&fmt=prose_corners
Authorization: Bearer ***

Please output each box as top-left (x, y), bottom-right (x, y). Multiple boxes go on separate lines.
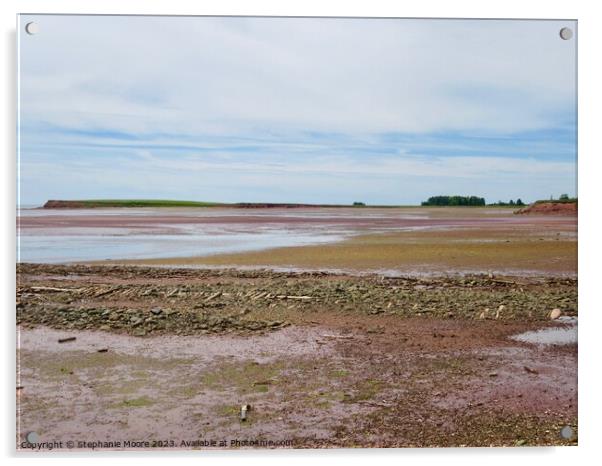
top-left (47, 206), bottom-right (574, 275)
top-left (17, 321), bottom-right (576, 449)
top-left (16, 207), bottom-right (578, 449)
top-left (128, 227), bottom-right (577, 275)
top-left (19, 206), bottom-right (537, 230)
top-left (20, 207), bottom-right (576, 271)
top-left (17, 264), bottom-right (577, 449)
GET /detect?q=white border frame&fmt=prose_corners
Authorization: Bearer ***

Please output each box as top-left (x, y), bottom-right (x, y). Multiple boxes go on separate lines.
top-left (2, 1), bottom-right (600, 464)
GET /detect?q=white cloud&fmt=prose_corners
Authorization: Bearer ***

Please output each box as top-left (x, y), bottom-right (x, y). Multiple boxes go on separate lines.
top-left (19, 148), bottom-right (576, 206)
top-left (17, 15), bottom-right (577, 205)
top-left (19, 16), bottom-right (576, 136)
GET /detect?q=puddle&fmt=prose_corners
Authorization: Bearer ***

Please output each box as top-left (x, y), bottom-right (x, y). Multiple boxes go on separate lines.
top-left (510, 319), bottom-right (577, 345)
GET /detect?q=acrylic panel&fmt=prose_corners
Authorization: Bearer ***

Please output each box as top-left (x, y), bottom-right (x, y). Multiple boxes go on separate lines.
top-left (17, 15), bottom-right (577, 451)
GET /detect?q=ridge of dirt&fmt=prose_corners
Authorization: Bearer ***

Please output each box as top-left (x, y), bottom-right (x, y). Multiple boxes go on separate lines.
top-left (516, 202), bottom-right (577, 216)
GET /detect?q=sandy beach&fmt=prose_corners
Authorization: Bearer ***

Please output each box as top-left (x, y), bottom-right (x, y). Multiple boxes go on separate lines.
top-left (16, 206), bottom-right (577, 449)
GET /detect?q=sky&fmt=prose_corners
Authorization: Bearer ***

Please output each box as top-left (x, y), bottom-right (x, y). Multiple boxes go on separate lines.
top-left (18, 15), bottom-right (577, 206)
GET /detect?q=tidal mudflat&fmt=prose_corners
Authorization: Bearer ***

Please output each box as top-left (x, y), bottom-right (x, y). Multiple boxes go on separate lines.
top-left (19, 206), bottom-right (576, 274)
top-left (16, 207), bottom-right (577, 449)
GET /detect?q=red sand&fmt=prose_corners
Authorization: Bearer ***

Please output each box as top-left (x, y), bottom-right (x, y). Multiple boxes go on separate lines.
top-left (516, 202), bottom-right (577, 216)
top-left (20, 207), bottom-right (576, 230)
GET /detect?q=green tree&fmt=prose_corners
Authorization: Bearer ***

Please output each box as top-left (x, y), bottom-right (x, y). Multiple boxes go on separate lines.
top-left (421, 195), bottom-right (485, 206)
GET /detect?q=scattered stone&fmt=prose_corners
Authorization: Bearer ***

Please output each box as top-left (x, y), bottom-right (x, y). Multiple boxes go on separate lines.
top-left (367, 326), bottom-right (385, 334)
top-left (252, 380), bottom-right (273, 386)
top-left (488, 372), bottom-right (498, 377)
top-left (16, 264), bottom-right (578, 338)
top-left (240, 404), bottom-right (250, 421)
top-left (130, 317), bottom-right (144, 326)
top-left (321, 334), bottom-right (353, 339)
top-left (58, 336), bottom-right (76, 343)
top-left (550, 308), bottom-right (562, 320)
top-left (205, 292), bottom-right (221, 302)
top-left (31, 285), bottom-right (78, 293)
top-left (523, 366), bottom-right (538, 375)
top-left (557, 315), bottom-right (576, 323)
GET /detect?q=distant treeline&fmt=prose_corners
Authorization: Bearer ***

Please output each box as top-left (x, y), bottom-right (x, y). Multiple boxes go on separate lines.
top-left (539, 194), bottom-right (577, 204)
top-left (421, 196), bottom-right (485, 206)
top-left (488, 199), bottom-right (525, 207)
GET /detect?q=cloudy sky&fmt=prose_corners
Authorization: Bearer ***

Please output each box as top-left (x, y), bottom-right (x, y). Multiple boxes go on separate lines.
top-left (18, 15), bottom-right (576, 206)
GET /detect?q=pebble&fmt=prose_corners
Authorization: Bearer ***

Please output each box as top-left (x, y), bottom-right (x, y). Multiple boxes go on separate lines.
top-left (58, 336), bottom-right (76, 343)
top-left (16, 265), bottom-right (578, 338)
top-left (130, 317), bottom-right (144, 326)
top-left (550, 308), bottom-right (562, 320)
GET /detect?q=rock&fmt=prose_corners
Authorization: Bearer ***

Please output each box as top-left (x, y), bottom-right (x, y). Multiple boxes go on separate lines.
top-left (550, 308), bottom-right (562, 320)
top-left (99, 325), bottom-right (111, 331)
top-left (488, 372), bottom-right (498, 377)
top-left (58, 337), bottom-right (76, 343)
top-left (130, 316), bottom-right (144, 326)
top-left (97, 348), bottom-right (109, 353)
top-left (557, 315), bottom-right (576, 323)
top-left (150, 307), bottom-right (162, 315)
top-left (240, 404), bottom-right (250, 421)
top-left (523, 366), bottom-right (538, 375)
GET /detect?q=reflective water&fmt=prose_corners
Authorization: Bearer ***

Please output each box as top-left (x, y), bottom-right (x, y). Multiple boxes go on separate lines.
top-left (16, 207), bottom-right (438, 263)
top-left (18, 228), bottom-right (346, 263)
top-left (17, 206), bottom-right (569, 264)
top-left (511, 319), bottom-right (577, 345)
